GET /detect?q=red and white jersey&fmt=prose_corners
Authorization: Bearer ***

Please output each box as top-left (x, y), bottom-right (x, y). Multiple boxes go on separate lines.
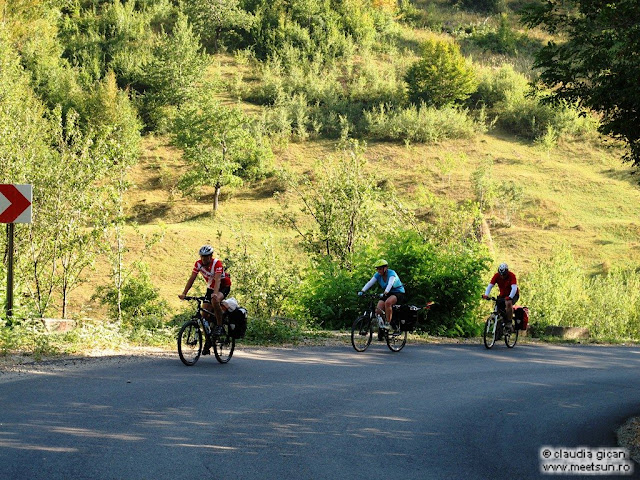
top-left (192, 258), bottom-right (231, 289)
top-left (489, 271), bottom-right (519, 298)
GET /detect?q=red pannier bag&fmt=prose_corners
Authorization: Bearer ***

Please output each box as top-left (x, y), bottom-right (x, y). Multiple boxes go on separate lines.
top-left (514, 306), bottom-right (529, 330)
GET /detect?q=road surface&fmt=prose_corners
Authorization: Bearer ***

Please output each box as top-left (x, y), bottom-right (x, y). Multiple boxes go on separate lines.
top-left (2, 343), bottom-right (640, 479)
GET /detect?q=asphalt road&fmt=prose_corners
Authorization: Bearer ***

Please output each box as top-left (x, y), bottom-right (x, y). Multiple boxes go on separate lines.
top-left (2, 342), bottom-right (640, 480)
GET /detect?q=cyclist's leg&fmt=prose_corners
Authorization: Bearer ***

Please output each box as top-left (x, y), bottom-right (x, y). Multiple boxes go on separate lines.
top-left (211, 287), bottom-right (230, 334)
top-left (376, 300), bottom-right (386, 317)
top-left (505, 294), bottom-right (517, 323)
top-left (384, 294), bottom-right (398, 325)
top-left (202, 289), bottom-right (214, 321)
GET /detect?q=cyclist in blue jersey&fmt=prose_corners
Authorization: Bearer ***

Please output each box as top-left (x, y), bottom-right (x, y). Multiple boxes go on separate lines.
top-left (359, 259), bottom-right (406, 330)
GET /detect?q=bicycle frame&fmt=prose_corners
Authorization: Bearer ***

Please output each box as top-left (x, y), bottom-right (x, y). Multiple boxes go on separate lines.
top-left (351, 293), bottom-right (432, 353)
top-left (178, 296), bottom-right (236, 365)
top-left (483, 296), bottom-right (518, 349)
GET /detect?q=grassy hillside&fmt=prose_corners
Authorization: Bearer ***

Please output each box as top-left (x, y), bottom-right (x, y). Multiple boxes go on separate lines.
top-left (4, 0), bottom-right (637, 331)
top-left (111, 95), bottom-right (640, 316)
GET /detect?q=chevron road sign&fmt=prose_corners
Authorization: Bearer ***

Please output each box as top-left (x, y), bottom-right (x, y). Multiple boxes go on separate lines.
top-left (0, 184), bottom-right (32, 224)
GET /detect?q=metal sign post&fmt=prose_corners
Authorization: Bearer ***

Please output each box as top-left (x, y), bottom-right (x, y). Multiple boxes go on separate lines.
top-left (6, 223), bottom-right (14, 318)
top-left (1, 184), bottom-right (32, 319)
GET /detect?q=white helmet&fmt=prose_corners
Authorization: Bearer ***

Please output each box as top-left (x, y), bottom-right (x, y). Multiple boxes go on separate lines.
top-left (199, 245), bottom-right (214, 256)
top-left (498, 263), bottom-right (509, 275)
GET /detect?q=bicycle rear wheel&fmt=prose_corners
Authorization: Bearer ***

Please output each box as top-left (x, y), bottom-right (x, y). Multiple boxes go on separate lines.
top-left (214, 328), bottom-right (235, 364)
top-left (504, 322), bottom-right (519, 348)
top-left (178, 320), bottom-right (202, 366)
top-left (483, 315), bottom-right (497, 349)
top-left (386, 329), bottom-right (407, 352)
top-left (351, 315), bottom-right (373, 352)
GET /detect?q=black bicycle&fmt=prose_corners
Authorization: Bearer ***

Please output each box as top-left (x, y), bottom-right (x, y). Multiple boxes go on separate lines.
top-left (178, 296), bottom-right (235, 365)
top-left (351, 293), bottom-right (432, 353)
top-left (483, 296), bottom-right (518, 349)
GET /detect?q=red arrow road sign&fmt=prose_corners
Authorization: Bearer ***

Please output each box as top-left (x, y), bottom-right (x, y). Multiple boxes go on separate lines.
top-left (0, 184), bottom-right (32, 223)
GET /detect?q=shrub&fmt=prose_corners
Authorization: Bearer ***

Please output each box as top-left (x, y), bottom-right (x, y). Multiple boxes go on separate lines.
top-left (95, 263), bottom-right (169, 329)
top-left (469, 64), bottom-right (530, 110)
top-left (294, 230), bottom-right (491, 335)
top-left (470, 14), bottom-right (535, 56)
top-left (522, 248), bottom-right (640, 340)
top-left (220, 237), bottom-right (301, 321)
top-left (405, 39), bottom-right (477, 108)
top-left (365, 103), bottom-right (483, 143)
top-left (471, 66), bottom-right (599, 141)
top-left (457, 0), bottom-right (507, 14)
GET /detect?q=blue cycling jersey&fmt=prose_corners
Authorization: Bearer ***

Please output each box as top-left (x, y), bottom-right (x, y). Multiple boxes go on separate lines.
top-left (374, 269), bottom-right (405, 294)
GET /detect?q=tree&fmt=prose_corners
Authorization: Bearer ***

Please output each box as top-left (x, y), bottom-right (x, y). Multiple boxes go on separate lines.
top-left (521, 0), bottom-right (640, 166)
top-left (404, 39), bottom-right (477, 108)
top-left (182, 0), bottom-right (255, 52)
top-left (275, 139), bottom-right (379, 268)
top-left (171, 90), bottom-right (272, 212)
top-left (143, 12), bottom-right (209, 129)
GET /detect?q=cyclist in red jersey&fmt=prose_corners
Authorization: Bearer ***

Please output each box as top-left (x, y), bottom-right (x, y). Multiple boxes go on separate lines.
top-left (179, 245), bottom-right (231, 353)
top-left (482, 263), bottom-right (519, 325)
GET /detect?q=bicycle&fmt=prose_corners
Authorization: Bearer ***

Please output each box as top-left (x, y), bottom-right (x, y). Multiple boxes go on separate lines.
top-left (177, 296), bottom-right (235, 365)
top-left (483, 296), bottom-right (518, 349)
top-left (351, 293), bottom-right (433, 353)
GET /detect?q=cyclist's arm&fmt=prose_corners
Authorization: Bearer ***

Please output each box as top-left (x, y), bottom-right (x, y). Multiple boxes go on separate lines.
top-left (211, 272), bottom-right (222, 296)
top-left (484, 283), bottom-right (494, 297)
top-left (361, 276), bottom-right (377, 293)
top-left (384, 276), bottom-right (397, 295)
top-left (508, 284), bottom-right (518, 300)
top-left (179, 271), bottom-right (198, 299)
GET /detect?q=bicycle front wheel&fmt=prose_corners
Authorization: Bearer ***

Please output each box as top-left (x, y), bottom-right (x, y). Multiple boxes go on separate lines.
top-left (351, 315), bottom-right (373, 352)
top-left (504, 323), bottom-right (519, 348)
top-left (214, 328), bottom-right (235, 364)
top-left (386, 329), bottom-right (407, 352)
top-left (483, 315), bottom-right (497, 349)
top-left (178, 320), bottom-right (202, 366)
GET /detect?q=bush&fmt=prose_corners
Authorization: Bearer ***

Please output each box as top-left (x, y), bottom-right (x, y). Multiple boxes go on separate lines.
top-left (244, 317), bottom-right (305, 344)
top-left (471, 65), bottom-right (599, 141)
top-left (383, 231), bottom-right (491, 336)
top-left (469, 64), bottom-right (530, 110)
top-left (470, 14), bottom-right (535, 56)
top-left (521, 248), bottom-right (640, 340)
top-left (95, 263), bottom-right (169, 329)
top-left (221, 237), bottom-right (301, 321)
top-left (457, 0), bottom-right (507, 14)
top-left (294, 230), bottom-right (491, 335)
top-left (365, 103), bottom-right (483, 143)
top-left (405, 39), bottom-right (477, 108)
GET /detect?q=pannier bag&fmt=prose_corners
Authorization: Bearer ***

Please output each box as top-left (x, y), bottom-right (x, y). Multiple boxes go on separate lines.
top-left (395, 304), bottom-right (420, 332)
top-left (227, 307), bottom-right (248, 339)
top-left (514, 306), bottom-right (529, 330)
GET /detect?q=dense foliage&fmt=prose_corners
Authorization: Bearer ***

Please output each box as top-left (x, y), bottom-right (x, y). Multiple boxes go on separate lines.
top-left (1, 0), bottom-right (635, 350)
top-left (294, 230), bottom-right (491, 335)
top-left (522, 0), bottom-right (640, 166)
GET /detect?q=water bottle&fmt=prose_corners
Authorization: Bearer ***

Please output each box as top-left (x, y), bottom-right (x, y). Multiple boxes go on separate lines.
top-left (377, 315), bottom-right (384, 328)
top-left (203, 319), bottom-right (211, 334)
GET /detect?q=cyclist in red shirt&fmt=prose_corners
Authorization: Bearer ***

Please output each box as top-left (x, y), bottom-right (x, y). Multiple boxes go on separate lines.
top-left (482, 263), bottom-right (519, 326)
top-left (179, 245), bottom-right (231, 352)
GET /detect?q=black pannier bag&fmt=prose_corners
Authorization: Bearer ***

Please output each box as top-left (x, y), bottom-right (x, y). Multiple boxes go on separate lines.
top-left (397, 304), bottom-right (420, 332)
top-left (227, 307), bottom-right (248, 339)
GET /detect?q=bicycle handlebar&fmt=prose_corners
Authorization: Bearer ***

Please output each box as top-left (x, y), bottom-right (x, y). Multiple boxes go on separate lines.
top-left (182, 295), bottom-right (205, 302)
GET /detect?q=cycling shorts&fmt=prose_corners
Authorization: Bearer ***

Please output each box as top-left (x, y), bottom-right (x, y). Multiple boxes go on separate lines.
top-left (381, 292), bottom-right (405, 304)
top-left (204, 286), bottom-right (230, 304)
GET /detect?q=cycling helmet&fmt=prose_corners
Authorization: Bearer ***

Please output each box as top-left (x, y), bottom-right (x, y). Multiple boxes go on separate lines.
top-left (199, 245), bottom-right (214, 256)
top-left (373, 259), bottom-right (388, 268)
top-left (498, 263), bottom-right (509, 275)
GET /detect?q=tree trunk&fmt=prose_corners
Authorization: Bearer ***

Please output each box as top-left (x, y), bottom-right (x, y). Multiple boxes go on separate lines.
top-left (213, 182), bottom-right (221, 212)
